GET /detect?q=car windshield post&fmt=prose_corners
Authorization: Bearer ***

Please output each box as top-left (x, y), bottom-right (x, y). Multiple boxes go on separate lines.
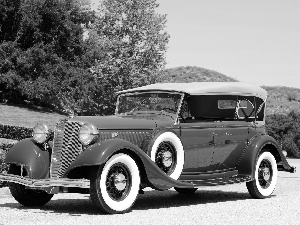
top-left (254, 96), bottom-right (257, 122)
top-left (175, 93), bottom-right (185, 125)
top-left (115, 95), bottom-right (121, 115)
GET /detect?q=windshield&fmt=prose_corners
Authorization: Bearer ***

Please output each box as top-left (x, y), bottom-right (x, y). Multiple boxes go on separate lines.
top-left (117, 92), bottom-right (183, 116)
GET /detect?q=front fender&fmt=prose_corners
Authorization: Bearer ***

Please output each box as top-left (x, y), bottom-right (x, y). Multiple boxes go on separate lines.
top-left (4, 138), bottom-right (50, 179)
top-left (65, 139), bottom-right (194, 190)
top-left (64, 139), bottom-right (140, 171)
top-left (237, 134), bottom-right (291, 177)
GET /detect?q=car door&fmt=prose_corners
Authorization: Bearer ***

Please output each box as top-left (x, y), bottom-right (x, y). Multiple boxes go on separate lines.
top-left (212, 121), bottom-right (250, 170)
top-left (180, 121), bottom-right (215, 172)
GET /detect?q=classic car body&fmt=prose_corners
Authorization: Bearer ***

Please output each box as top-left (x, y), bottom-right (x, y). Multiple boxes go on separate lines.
top-left (0, 82), bottom-right (296, 214)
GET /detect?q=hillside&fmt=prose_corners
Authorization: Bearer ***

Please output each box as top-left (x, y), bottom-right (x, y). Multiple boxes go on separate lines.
top-left (159, 66), bottom-right (237, 83)
top-left (263, 86), bottom-right (300, 115)
top-left (159, 66), bottom-right (300, 115)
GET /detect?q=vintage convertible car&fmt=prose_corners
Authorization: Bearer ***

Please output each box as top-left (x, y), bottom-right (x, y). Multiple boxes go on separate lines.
top-left (0, 82), bottom-right (296, 214)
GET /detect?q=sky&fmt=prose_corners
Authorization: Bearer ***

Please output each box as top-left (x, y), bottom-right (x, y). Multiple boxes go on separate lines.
top-left (156, 0), bottom-right (300, 88)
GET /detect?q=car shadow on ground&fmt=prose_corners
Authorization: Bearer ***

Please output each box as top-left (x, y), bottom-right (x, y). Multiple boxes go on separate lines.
top-left (133, 189), bottom-right (252, 211)
top-left (0, 189), bottom-right (255, 215)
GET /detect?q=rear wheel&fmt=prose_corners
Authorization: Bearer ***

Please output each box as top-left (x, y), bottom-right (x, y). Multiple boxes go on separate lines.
top-left (174, 187), bottom-right (197, 194)
top-left (90, 153), bottom-right (140, 214)
top-left (8, 166), bottom-right (53, 206)
top-left (246, 151), bottom-right (277, 199)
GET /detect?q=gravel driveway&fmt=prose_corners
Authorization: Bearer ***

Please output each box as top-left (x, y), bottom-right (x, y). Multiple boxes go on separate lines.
top-left (0, 159), bottom-right (299, 225)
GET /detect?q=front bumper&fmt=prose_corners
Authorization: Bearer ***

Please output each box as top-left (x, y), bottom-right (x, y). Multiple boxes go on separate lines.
top-left (0, 173), bottom-right (90, 189)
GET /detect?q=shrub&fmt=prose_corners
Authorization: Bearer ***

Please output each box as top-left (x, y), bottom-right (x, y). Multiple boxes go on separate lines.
top-left (286, 91), bottom-right (298, 102)
top-left (0, 143), bottom-right (14, 188)
top-left (282, 135), bottom-right (300, 158)
top-left (266, 111), bottom-right (300, 158)
top-left (0, 124), bottom-right (33, 140)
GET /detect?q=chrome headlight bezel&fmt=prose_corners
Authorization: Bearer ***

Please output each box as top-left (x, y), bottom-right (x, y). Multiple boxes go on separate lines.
top-left (33, 124), bottom-right (50, 144)
top-left (78, 123), bottom-right (99, 146)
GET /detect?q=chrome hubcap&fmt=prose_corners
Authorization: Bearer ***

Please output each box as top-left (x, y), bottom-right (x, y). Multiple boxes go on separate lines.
top-left (155, 141), bottom-right (176, 175)
top-left (106, 163), bottom-right (131, 201)
top-left (258, 159), bottom-right (272, 189)
top-left (161, 151), bottom-right (173, 167)
top-left (262, 168), bottom-right (271, 180)
top-left (113, 174), bottom-right (127, 191)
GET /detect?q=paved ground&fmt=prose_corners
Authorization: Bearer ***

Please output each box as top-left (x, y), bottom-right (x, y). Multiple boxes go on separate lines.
top-left (0, 159), bottom-right (299, 225)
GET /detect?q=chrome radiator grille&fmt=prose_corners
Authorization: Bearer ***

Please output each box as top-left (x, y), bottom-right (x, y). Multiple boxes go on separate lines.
top-left (50, 120), bottom-right (83, 178)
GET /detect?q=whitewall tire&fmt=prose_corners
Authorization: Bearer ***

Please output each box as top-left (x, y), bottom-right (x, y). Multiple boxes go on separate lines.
top-left (149, 131), bottom-right (184, 180)
top-left (246, 151), bottom-right (277, 198)
top-left (90, 153), bottom-right (140, 214)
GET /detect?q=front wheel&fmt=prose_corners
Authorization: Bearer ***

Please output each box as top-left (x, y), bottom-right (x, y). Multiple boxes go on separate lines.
top-left (90, 153), bottom-right (140, 214)
top-left (8, 165), bottom-right (53, 206)
top-left (246, 151), bottom-right (277, 199)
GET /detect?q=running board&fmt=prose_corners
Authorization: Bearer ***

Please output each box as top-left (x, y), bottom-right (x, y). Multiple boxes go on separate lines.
top-left (181, 176), bottom-right (252, 187)
top-left (179, 169), bottom-right (238, 180)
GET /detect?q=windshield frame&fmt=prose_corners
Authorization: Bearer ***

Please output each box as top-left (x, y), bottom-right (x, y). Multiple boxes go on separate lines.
top-left (115, 91), bottom-right (185, 122)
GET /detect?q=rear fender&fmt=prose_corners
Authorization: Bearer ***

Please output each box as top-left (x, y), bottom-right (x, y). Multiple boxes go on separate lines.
top-left (65, 139), bottom-right (193, 190)
top-left (4, 138), bottom-right (50, 179)
top-left (237, 134), bottom-right (293, 177)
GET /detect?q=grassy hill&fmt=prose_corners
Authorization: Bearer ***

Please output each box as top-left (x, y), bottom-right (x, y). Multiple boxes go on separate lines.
top-left (263, 86), bottom-right (300, 115)
top-left (0, 104), bottom-right (66, 129)
top-left (159, 66), bottom-right (237, 83)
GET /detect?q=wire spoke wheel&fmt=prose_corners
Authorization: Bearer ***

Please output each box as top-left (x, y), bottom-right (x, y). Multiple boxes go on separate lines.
top-left (246, 151), bottom-right (277, 199)
top-left (106, 163), bottom-right (131, 201)
top-left (90, 153), bottom-right (140, 214)
top-left (149, 131), bottom-right (184, 180)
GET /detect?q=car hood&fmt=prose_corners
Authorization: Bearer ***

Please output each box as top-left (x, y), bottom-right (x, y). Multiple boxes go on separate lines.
top-left (68, 114), bottom-right (175, 130)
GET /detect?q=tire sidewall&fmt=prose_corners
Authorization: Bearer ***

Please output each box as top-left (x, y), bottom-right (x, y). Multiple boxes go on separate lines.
top-left (148, 131), bottom-right (184, 180)
top-left (98, 153), bottom-right (140, 213)
top-left (254, 151), bottom-right (277, 197)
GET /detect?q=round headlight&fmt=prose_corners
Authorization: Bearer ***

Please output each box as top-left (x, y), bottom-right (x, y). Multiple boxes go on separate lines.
top-left (79, 124), bottom-right (99, 146)
top-left (33, 124), bottom-right (50, 144)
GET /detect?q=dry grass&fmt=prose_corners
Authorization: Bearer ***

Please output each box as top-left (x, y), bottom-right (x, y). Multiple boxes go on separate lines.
top-left (0, 104), bottom-right (66, 129)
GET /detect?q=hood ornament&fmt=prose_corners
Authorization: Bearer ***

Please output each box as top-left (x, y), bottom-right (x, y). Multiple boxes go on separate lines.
top-left (66, 109), bottom-right (76, 119)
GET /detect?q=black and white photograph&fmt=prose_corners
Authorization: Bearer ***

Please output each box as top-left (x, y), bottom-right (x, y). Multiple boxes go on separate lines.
top-left (0, 0), bottom-right (299, 224)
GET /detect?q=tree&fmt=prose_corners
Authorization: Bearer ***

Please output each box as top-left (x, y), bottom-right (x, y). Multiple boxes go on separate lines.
top-left (88, 0), bottom-right (169, 115)
top-left (266, 111), bottom-right (300, 158)
top-left (0, 0), bottom-right (99, 113)
top-left (0, 0), bottom-right (169, 116)
top-left (0, 0), bottom-right (22, 43)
